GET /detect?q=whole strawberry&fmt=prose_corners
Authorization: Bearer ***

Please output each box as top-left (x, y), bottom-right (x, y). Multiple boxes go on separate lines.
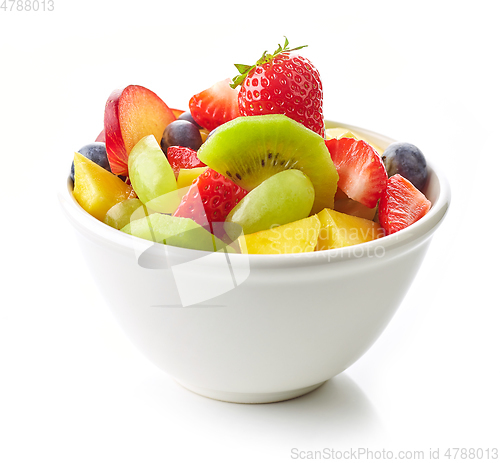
top-left (231, 38), bottom-right (324, 137)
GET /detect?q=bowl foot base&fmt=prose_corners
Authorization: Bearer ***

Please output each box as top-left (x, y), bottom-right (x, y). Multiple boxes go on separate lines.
top-left (174, 379), bottom-right (327, 404)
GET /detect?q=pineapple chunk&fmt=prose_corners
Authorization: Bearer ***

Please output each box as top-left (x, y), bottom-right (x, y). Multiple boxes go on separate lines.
top-left (73, 152), bottom-right (135, 222)
top-left (238, 216), bottom-right (321, 254)
top-left (317, 208), bottom-right (384, 250)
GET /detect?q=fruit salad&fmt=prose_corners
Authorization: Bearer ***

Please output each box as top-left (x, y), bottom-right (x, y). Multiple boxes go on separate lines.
top-left (70, 38), bottom-right (432, 254)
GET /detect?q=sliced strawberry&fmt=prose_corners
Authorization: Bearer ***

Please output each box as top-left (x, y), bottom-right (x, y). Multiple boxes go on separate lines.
top-left (173, 168), bottom-right (248, 235)
top-left (326, 137), bottom-right (388, 208)
top-left (166, 146), bottom-right (206, 175)
top-left (378, 174), bottom-right (431, 235)
top-left (189, 78), bottom-right (240, 131)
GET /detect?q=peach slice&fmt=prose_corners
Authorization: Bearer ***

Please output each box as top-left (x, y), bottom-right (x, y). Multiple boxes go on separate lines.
top-left (95, 128), bottom-right (106, 142)
top-left (171, 108), bottom-right (185, 119)
top-left (104, 85), bottom-right (176, 176)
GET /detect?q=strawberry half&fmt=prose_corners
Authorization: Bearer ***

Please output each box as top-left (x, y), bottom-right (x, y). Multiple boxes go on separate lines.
top-left (173, 168), bottom-right (248, 235)
top-left (378, 174), bottom-right (431, 235)
top-left (326, 137), bottom-right (388, 208)
top-left (188, 78), bottom-right (241, 132)
top-left (231, 38), bottom-right (324, 137)
top-left (166, 146), bottom-right (206, 175)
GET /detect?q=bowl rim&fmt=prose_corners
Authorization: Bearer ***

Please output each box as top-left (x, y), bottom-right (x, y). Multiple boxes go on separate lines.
top-left (59, 120), bottom-right (451, 268)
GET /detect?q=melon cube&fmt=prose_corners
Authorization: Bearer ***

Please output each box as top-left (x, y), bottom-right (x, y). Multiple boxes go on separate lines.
top-left (238, 216), bottom-right (321, 254)
top-left (316, 208), bottom-right (384, 250)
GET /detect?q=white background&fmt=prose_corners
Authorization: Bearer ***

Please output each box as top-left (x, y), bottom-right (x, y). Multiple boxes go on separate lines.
top-left (1, 1), bottom-right (499, 462)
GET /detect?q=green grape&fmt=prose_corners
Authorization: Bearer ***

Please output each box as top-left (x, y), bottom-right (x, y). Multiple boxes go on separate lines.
top-left (128, 135), bottom-right (178, 213)
top-left (121, 213), bottom-right (233, 252)
top-left (225, 169), bottom-right (315, 237)
top-left (104, 198), bottom-right (150, 230)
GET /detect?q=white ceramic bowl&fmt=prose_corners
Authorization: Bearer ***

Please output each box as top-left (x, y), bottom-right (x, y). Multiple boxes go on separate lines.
top-left (59, 120), bottom-right (450, 403)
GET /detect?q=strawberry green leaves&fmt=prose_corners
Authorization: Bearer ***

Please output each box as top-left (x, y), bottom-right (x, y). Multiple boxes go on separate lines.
top-left (230, 37), bottom-right (307, 89)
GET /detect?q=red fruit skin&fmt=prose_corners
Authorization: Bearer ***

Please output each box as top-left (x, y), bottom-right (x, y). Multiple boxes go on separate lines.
top-left (189, 78), bottom-right (241, 132)
top-left (95, 129), bottom-right (106, 142)
top-left (104, 85), bottom-right (176, 176)
top-left (378, 174), bottom-right (431, 235)
top-left (166, 146), bottom-right (206, 175)
top-left (173, 168), bottom-right (248, 234)
top-left (326, 137), bottom-right (387, 208)
top-left (238, 52), bottom-right (324, 137)
top-left (104, 88), bottom-right (129, 175)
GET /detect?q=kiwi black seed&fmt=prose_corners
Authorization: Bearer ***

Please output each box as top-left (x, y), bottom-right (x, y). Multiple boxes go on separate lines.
top-left (196, 114), bottom-right (339, 213)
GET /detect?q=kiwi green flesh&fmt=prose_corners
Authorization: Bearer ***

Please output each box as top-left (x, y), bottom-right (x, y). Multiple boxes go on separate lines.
top-left (197, 115), bottom-right (338, 214)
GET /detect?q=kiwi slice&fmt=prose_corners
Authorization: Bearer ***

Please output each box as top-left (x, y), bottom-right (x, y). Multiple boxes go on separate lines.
top-left (197, 114), bottom-right (338, 214)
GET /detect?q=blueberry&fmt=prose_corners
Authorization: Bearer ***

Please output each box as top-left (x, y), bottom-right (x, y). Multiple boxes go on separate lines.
top-left (177, 111), bottom-right (202, 129)
top-left (70, 142), bottom-right (110, 182)
top-left (382, 142), bottom-right (428, 192)
top-left (161, 119), bottom-right (203, 153)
